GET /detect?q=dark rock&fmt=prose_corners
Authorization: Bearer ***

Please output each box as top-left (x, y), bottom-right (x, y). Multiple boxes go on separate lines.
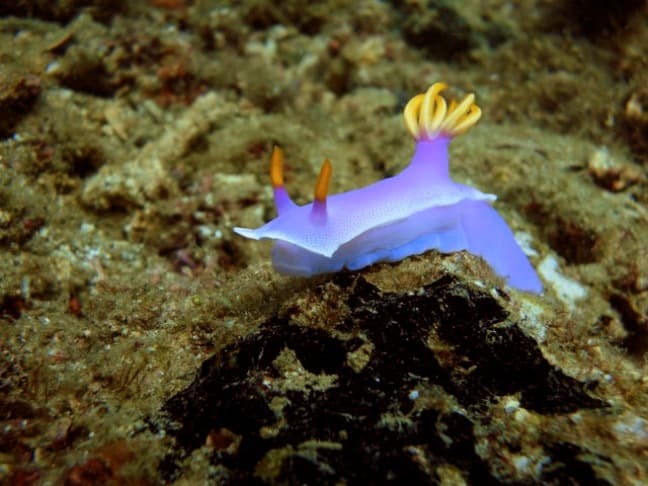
top-left (158, 274), bottom-right (606, 483)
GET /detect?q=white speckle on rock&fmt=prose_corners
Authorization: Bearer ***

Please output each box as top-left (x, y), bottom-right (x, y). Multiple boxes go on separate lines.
top-left (503, 397), bottom-right (520, 414)
top-left (512, 454), bottom-right (530, 472)
top-left (515, 231), bottom-right (539, 257)
top-left (537, 255), bottom-right (587, 308)
top-left (517, 300), bottom-right (547, 343)
top-left (613, 414), bottom-right (648, 445)
top-left (80, 222), bottom-right (95, 233)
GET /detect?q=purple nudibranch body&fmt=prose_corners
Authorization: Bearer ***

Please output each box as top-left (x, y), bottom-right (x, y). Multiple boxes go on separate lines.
top-left (234, 83), bottom-right (543, 293)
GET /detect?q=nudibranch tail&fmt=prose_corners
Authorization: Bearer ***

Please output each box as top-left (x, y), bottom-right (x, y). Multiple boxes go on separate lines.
top-left (404, 82), bottom-right (482, 140)
top-left (311, 158), bottom-right (332, 224)
top-left (269, 145), bottom-right (297, 215)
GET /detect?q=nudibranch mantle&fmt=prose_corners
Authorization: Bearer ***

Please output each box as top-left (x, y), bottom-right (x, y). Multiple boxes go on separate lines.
top-left (234, 83), bottom-right (543, 293)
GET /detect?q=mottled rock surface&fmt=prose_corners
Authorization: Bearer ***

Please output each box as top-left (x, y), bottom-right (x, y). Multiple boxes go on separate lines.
top-left (160, 274), bottom-right (606, 484)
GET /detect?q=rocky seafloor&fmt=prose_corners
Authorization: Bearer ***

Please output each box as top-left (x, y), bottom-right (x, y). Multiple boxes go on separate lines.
top-left (0, 1), bottom-right (646, 484)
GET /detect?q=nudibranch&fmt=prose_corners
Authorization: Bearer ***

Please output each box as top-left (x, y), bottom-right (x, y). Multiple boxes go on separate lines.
top-left (234, 83), bottom-right (543, 293)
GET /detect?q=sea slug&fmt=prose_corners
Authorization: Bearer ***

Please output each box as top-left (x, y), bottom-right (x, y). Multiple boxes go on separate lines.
top-left (234, 83), bottom-right (542, 293)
